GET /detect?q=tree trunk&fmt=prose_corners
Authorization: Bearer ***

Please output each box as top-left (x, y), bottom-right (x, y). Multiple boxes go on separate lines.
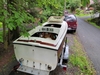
top-left (7, 0), bottom-right (20, 44)
top-left (9, 27), bottom-right (20, 41)
top-left (2, 0), bottom-right (8, 50)
top-left (3, 22), bottom-right (8, 50)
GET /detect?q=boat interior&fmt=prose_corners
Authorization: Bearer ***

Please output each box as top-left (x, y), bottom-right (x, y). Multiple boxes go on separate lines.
top-left (31, 24), bottom-right (61, 40)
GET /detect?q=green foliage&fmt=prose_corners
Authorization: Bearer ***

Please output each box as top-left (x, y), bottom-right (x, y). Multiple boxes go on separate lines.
top-left (81, 0), bottom-right (90, 7)
top-left (34, 0), bottom-right (64, 24)
top-left (70, 53), bottom-right (94, 74)
top-left (70, 54), bottom-right (88, 70)
top-left (66, 0), bottom-right (81, 12)
top-left (75, 8), bottom-right (81, 15)
top-left (0, 1), bottom-right (34, 36)
top-left (93, 1), bottom-right (100, 13)
top-left (0, 22), bottom-right (2, 28)
top-left (87, 18), bottom-right (100, 29)
top-left (7, 10), bottom-right (34, 30)
top-left (75, 9), bottom-right (86, 16)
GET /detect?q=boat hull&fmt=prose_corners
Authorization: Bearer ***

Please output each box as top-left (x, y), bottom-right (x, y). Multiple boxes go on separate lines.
top-left (13, 43), bottom-right (58, 72)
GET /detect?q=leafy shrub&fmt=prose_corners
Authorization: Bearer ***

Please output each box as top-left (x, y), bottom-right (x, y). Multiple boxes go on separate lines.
top-left (76, 8), bottom-right (81, 15)
top-left (0, 22), bottom-right (2, 28)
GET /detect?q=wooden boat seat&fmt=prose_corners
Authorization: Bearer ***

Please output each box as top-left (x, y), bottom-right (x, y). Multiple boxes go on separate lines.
top-left (31, 32), bottom-right (58, 40)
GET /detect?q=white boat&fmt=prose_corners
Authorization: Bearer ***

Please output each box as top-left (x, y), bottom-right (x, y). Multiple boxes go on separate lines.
top-left (13, 16), bottom-right (68, 75)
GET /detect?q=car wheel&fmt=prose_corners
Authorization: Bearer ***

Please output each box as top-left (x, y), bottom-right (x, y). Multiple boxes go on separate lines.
top-left (73, 30), bottom-right (76, 33)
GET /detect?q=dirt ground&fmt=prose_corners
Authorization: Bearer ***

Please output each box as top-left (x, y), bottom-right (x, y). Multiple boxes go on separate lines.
top-left (0, 43), bottom-right (14, 70)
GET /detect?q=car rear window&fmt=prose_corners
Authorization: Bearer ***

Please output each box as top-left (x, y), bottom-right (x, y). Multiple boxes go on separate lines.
top-left (64, 15), bottom-right (77, 21)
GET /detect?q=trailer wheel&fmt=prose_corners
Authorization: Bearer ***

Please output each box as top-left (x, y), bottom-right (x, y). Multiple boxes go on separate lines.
top-left (63, 59), bottom-right (68, 64)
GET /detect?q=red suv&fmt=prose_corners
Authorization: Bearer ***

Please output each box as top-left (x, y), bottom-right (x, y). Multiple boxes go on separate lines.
top-left (64, 14), bottom-right (77, 33)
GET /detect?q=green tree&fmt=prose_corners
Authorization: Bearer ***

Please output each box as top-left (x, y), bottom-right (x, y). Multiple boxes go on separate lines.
top-left (0, 0), bottom-right (34, 50)
top-left (33, 0), bottom-right (64, 23)
top-left (81, 0), bottom-right (90, 7)
top-left (66, 0), bottom-right (81, 13)
top-left (93, 0), bottom-right (100, 14)
top-left (0, 0), bottom-right (8, 50)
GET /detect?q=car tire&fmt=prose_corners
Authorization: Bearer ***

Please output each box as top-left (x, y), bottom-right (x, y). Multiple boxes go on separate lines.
top-left (73, 30), bottom-right (76, 33)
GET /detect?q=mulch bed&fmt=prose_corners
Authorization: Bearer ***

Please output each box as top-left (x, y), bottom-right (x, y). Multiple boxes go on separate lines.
top-left (0, 43), bottom-right (14, 70)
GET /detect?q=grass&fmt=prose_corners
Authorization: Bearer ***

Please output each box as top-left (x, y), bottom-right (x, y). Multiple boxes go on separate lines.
top-left (76, 13), bottom-right (90, 17)
top-left (76, 9), bottom-right (92, 17)
top-left (87, 18), bottom-right (100, 29)
top-left (68, 35), bottom-right (96, 75)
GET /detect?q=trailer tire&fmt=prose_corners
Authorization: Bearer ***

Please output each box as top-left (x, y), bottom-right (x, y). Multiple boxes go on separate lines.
top-left (63, 59), bottom-right (68, 64)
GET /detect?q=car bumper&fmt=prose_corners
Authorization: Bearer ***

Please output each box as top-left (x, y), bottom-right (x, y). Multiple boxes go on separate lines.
top-left (68, 27), bottom-right (76, 30)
